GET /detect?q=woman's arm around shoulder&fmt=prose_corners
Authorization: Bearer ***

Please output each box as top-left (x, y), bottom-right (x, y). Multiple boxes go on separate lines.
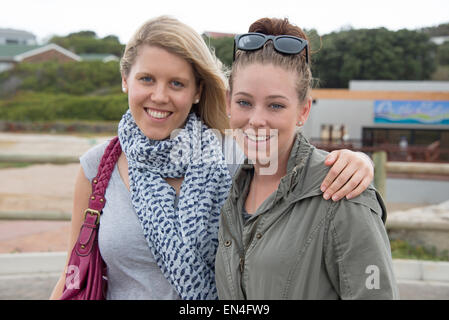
top-left (320, 150), bottom-right (374, 201)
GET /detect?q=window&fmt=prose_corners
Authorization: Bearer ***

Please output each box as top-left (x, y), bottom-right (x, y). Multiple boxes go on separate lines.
top-left (362, 127), bottom-right (449, 161)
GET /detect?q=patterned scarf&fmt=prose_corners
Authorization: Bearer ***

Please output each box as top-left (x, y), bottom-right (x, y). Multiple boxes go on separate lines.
top-left (118, 110), bottom-right (232, 300)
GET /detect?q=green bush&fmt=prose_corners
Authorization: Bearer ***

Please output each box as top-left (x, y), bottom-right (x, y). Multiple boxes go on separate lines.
top-left (390, 239), bottom-right (449, 261)
top-left (50, 31), bottom-right (125, 57)
top-left (0, 61), bottom-right (121, 95)
top-left (203, 36), bottom-right (234, 68)
top-left (0, 92), bottom-right (128, 121)
top-left (436, 41), bottom-right (449, 65)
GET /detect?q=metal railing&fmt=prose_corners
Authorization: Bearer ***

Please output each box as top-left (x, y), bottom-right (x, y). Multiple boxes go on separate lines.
top-left (1, 151), bottom-right (449, 221)
top-left (310, 139), bottom-right (449, 163)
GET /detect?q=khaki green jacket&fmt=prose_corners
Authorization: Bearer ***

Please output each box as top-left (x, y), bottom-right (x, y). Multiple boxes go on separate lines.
top-left (215, 134), bottom-right (399, 300)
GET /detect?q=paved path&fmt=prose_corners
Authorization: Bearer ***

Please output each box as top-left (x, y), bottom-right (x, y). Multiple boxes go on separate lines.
top-left (1, 273), bottom-right (448, 300)
top-left (397, 280), bottom-right (449, 300)
top-left (0, 273), bottom-right (59, 300)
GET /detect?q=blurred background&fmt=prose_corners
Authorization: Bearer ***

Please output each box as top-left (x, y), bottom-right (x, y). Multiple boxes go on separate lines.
top-left (0, 0), bottom-right (448, 300)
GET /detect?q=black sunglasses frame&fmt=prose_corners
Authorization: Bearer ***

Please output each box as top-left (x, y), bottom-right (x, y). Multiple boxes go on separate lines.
top-left (233, 32), bottom-right (309, 63)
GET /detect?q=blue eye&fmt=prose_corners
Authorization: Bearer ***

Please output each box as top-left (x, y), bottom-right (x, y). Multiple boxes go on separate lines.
top-left (237, 100), bottom-right (251, 107)
top-left (140, 76), bottom-right (153, 83)
top-left (270, 103), bottom-right (284, 110)
top-left (171, 80), bottom-right (184, 88)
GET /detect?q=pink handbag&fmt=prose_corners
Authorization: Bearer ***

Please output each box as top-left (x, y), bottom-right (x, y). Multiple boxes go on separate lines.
top-left (60, 137), bottom-right (121, 300)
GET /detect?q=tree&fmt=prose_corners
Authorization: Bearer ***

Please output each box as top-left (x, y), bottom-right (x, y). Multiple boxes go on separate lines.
top-left (304, 28), bottom-right (321, 54)
top-left (437, 41), bottom-right (449, 65)
top-left (313, 28), bottom-right (437, 88)
top-left (421, 23), bottom-right (449, 37)
top-left (203, 35), bottom-right (234, 68)
top-left (49, 31), bottom-right (125, 56)
top-left (67, 31), bottom-right (97, 38)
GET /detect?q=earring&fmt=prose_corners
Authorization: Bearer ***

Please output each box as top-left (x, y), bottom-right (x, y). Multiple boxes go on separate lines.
top-left (122, 87), bottom-right (127, 93)
top-left (297, 120), bottom-right (303, 126)
top-left (194, 98), bottom-right (200, 104)
top-left (227, 114), bottom-right (231, 119)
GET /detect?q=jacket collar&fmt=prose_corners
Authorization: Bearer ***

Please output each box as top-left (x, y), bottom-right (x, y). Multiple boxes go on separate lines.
top-left (229, 132), bottom-right (320, 204)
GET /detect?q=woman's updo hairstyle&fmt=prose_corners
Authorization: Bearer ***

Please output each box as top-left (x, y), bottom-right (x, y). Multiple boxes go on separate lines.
top-left (230, 17), bottom-right (312, 105)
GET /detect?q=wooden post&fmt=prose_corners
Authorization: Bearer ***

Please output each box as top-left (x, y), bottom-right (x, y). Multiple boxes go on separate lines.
top-left (373, 151), bottom-right (387, 198)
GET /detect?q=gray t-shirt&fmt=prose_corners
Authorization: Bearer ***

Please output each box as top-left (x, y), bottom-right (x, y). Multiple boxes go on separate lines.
top-left (80, 135), bottom-right (243, 300)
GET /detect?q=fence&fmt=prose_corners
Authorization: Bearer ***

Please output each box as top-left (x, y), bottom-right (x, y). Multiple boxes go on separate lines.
top-left (311, 139), bottom-right (449, 163)
top-left (1, 152), bottom-right (449, 221)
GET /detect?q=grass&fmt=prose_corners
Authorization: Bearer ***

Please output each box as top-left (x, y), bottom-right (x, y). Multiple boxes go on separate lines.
top-left (390, 239), bottom-right (449, 262)
top-left (0, 162), bottom-right (33, 169)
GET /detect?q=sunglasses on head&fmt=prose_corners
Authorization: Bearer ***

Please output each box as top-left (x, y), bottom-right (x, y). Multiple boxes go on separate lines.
top-left (233, 32), bottom-right (309, 63)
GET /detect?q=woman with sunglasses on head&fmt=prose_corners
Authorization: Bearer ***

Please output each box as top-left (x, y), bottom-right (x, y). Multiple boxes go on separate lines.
top-left (215, 17), bottom-right (399, 300)
top-left (50, 16), bottom-right (376, 300)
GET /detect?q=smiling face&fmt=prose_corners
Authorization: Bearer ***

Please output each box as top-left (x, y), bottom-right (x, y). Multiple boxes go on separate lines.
top-left (228, 63), bottom-right (311, 171)
top-left (122, 45), bottom-right (202, 140)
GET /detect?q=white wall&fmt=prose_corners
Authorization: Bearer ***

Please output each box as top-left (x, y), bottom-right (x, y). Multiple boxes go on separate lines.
top-left (302, 99), bottom-right (373, 140)
top-left (349, 80), bottom-right (449, 92)
top-left (0, 62), bottom-right (14, 73)
top-left (386, 178), bottom-right (449, 204)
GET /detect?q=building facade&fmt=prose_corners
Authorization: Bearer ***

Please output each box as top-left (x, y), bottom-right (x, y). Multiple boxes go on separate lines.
top-left (0, 28), bottom-right (37, 45)
top-left (0, 43), bottom-right (81, 72)
top-left (302, 81), bottom-right (449, 161)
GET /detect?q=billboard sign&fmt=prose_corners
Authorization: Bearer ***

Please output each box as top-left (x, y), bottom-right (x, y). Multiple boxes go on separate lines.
top-left (374, 100), bottom-right (449, 125)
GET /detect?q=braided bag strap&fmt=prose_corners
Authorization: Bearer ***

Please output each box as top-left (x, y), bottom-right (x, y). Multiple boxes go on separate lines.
top-left (88, 137), bottom-right (122, 212)
top-left (61, 137), bottom-right (121, 300)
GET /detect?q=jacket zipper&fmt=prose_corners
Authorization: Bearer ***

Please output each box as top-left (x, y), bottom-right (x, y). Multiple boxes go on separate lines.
top-left (239, 254), bottom-right (248, 299)
top-left (239, 216), bottom-right (260, 297)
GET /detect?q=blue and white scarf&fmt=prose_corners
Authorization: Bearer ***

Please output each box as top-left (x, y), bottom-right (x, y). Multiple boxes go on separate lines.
top-left (118, 110), bottom-right (232, 300)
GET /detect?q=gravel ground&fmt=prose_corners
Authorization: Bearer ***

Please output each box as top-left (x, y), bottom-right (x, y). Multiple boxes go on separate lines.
top-left (0, 133), bottom-right (102, 254)
top-left (0, 163), bottom-right (76, 253)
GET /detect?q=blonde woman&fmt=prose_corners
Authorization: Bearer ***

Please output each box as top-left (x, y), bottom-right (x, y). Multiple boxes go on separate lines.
top-left (51, 16), bottom-right (375, 300)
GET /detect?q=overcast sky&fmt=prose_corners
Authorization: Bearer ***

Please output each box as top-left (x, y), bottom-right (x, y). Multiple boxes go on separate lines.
top-left (2, 0), bottom-right (448, 43)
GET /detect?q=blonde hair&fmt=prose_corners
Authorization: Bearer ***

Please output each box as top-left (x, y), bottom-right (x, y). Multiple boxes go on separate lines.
top-left (120, 16), bottom-right (229, 133)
